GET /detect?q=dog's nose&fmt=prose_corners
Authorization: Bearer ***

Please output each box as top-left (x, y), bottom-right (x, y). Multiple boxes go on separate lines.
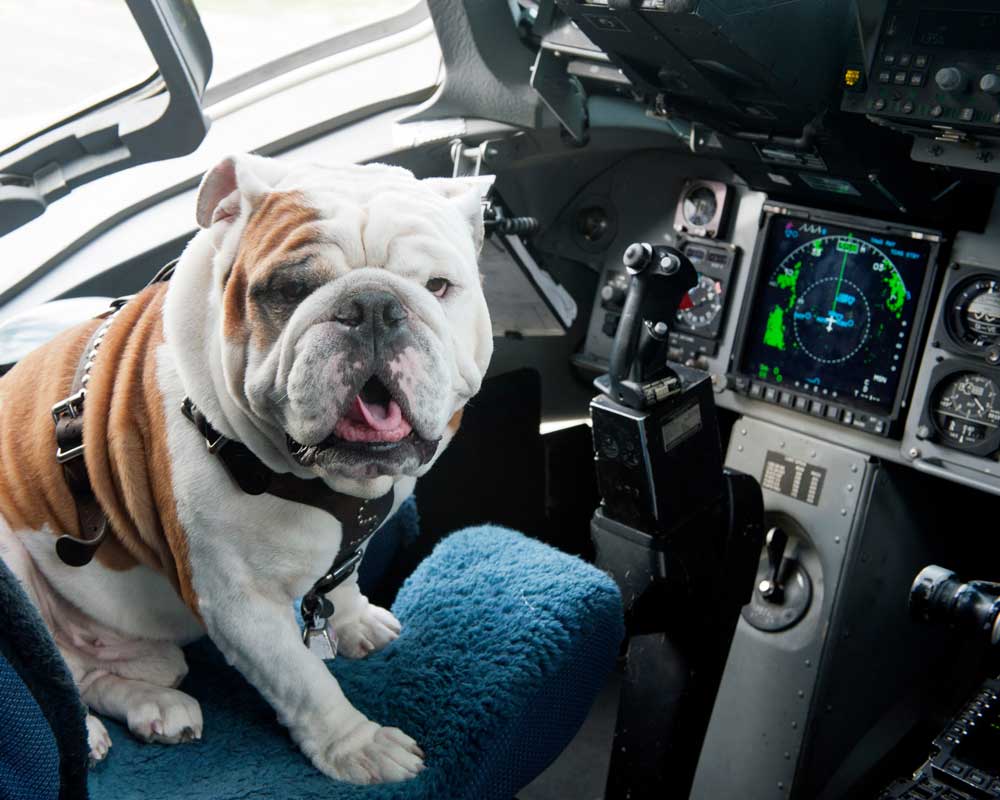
top-left (334, 291), bottom-right (407, 329)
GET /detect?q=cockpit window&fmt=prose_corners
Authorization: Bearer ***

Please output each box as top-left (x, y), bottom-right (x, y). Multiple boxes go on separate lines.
top-left (0, 0), bottom-right (157, 151)
top-left (199, 0), bottom-right (417, 94)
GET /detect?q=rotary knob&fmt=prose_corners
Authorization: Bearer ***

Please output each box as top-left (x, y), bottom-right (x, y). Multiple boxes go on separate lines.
top-left (936, 66), bottom-right (967, 93)
top-left (600, 283), bottom-right (626, 306)
top-left (622, 242), bottom-right (653, 273)
top-left (981, 73), bottom-right (1000, 96)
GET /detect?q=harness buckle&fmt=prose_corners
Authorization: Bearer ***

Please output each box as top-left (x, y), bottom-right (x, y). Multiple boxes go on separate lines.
top-left (180, 397), bottom-right (228, 454)
top-left (51, 390), bottom-right (86, 424)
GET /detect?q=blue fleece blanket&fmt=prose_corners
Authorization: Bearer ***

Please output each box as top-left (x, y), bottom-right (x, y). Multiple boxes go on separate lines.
top-left (77, 526), bottom-right (623, 800)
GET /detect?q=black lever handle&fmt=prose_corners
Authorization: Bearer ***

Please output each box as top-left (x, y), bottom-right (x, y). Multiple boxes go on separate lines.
top-left (759, 526), bottom-right (788, 602)
top-left (601, 242), bottom-right (697, 410)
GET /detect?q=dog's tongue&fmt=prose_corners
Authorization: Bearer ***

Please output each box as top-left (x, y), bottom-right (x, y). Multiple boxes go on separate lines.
top-left (335, 395), bottom-right (412, 442)
top-left (349, 395), bottom-right (402, 430)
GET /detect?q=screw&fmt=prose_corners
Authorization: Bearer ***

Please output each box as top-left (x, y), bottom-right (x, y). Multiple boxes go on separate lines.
top-left (908, 447), bottom-right (921, 459)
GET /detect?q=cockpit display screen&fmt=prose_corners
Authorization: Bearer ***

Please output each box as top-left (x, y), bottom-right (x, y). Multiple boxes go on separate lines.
top-left (738, 213), bottom-right (936, 416)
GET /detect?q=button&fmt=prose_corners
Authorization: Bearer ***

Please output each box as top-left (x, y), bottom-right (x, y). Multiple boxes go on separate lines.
top-left (749, 383), bottom-right (764, 399)
top-left (878, 70), bottom-right (892, 84)
top-left (873, 98), bottom-right (887, 111)
top-left (794, 396), bottom-right (809, 412)
top-left (931, 104), bottom-right (944, 117)
top-left (968, 771), bottom-right (988, 787)
top-left (909, 72), bottom-right (925, 87)
top-left (899, 53), bottom-right (912, 67)
top-left (810, 400), bottom-right (826, 417)
top-left (902, 100), bottom-right (915, 114)
top-left (779, 392), bottom-right (794, 408)
top-left (914, 54), bottom-right (928, 68)
top-left (764, 386), bottom-right (778, 403)
top-left (873, 419), bottom-right (886, 435)
top-left (993, 111), bottom-right (1000, 124)
top-left (960, 107), bottom-right (975, 122)
top-left (883, 53), bottom-right (896, 65)
top-left (945, 759), bottom-right (966, 776)
top-left (826, 406), bottom-right (841, 422)
top-left (894, 71), bottom-right (908, 85)
top-left (842, 410), bottom-right (855, 425)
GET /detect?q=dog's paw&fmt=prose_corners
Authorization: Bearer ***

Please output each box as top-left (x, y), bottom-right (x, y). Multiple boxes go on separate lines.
top-left (335, 604), bottom-right (402, 659)
top-left (316, 720), bottom-right (424, 784)
top-left (86, 714), bottom-right (112, 765)
top-left (125, 686), bottom-right (203, 745)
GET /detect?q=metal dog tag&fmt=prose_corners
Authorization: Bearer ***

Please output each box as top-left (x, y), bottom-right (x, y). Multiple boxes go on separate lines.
top-left (303, 620), bottom-right (338, 660)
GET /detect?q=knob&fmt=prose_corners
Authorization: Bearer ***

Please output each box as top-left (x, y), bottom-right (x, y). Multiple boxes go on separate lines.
top-left (936, 66), bottom-right (967, 93)
top-left (622, 242), bottom-right (653, 273)
top-left (981, 73), bottom-right (1000, 95)
top-left (600, 283), bottom-right (626, 306)
top-left (758, 526), bottom-right (788, 602)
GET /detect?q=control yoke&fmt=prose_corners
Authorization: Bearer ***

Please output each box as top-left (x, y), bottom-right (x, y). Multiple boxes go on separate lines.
top-left (597, 243), bottom-right (697, 410)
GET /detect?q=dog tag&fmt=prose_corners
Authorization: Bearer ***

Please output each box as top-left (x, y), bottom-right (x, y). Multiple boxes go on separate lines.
top-left (303, 619), bottom-right (338, 660)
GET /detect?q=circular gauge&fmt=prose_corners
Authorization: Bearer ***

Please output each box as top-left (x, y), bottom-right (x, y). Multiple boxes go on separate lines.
top-left (947, 277), bottom-right (1000, 351)
top-left (682, 187), bottom-right (718, 229)
top-left (763, 235), bottom-right (906, 366)
top-left (931, 372), bottom-right (1000, 452)
top-left (676, 274), bottom-right (724, 331)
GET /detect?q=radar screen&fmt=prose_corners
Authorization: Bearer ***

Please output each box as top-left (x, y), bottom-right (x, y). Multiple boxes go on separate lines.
top-left (737, 212), bottom-right (937, 421)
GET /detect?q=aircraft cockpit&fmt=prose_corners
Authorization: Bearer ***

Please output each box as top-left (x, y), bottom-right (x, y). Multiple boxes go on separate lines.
top-left (2, 2), bottom-right (1000, 799)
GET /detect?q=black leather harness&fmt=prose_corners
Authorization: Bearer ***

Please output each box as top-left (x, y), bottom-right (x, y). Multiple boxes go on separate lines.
top-left (50, 274), bottom-right (395, 631)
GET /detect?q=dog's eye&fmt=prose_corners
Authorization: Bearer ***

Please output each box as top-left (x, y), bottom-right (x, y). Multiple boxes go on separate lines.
top-left (426, 278), bottom-right (451, 298)
top-left (276, 278), bottom-right (311, 303)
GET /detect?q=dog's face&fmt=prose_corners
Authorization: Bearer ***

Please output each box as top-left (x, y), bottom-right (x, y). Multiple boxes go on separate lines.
top-left (190, 155), bottom-right (492, 495)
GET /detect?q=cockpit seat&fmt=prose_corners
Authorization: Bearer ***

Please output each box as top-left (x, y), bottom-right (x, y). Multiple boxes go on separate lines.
top-left (0, 508), bottom-right (623, 799)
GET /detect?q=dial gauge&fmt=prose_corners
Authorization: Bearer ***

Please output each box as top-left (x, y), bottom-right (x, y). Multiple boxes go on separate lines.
top-left (676, 274), bottom-right (724, 331)
top-left (682, 187), bottom-right (719, 229)
top-left (932, 372), bottom-right (1000, 453)
top-left (947, 277), bottom-right (1000, 351)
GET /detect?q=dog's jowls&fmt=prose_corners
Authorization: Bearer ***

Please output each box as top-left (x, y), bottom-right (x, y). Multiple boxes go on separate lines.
top-left (0, 155), bottom-right (493, 783)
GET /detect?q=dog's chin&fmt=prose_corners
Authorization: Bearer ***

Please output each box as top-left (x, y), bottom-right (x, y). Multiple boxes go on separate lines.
top-left (285, 430), bottom-right (439, 479)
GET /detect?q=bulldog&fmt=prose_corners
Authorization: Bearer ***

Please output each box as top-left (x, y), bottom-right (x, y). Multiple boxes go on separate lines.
top-left (0, 154), bottom-right (493, 783)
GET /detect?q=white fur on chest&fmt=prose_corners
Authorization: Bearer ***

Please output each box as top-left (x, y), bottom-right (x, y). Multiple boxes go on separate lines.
top-left (158, 347), bottom-right (415, 616)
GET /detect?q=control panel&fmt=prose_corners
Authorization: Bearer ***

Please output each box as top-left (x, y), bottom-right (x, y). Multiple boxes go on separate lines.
top-left (844, 1), bottom-right (1000, 135)
top-left (881, 678), bottom-right (1000, 800)
top-left (669, 239), bottom-right (740, 364)
top-left (728, 203), bottom-right (942, 439)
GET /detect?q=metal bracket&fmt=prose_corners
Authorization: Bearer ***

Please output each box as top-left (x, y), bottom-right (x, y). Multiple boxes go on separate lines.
top-left (530, 47), bottom-right (589, 145)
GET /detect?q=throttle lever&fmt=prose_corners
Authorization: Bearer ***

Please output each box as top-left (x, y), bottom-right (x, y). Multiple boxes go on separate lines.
top-left (759, 526), bottom-right (788, 602)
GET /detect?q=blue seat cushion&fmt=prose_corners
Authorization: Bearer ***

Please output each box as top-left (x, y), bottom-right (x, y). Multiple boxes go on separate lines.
top-left (86, 526), bottom-right (623, 799)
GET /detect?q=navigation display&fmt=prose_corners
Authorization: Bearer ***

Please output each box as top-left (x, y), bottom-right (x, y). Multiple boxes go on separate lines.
top-left (739, 213), bottom-right (935, 416)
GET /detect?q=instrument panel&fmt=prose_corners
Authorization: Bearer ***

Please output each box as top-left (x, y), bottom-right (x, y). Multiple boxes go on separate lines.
top-left (729, 205), bottom-right (941, 437)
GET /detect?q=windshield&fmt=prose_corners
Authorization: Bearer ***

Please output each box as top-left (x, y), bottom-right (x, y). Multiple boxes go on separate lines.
top-left (1, 0), bottom-right (418, 150)
top-left (0, 0), bottom-right (157, 149)
top-left (200, 0), bottom-right (415, 90)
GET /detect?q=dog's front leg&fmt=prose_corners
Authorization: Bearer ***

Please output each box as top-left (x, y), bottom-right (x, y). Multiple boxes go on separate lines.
top-left (327, 570), bottom-right (402, 659)
top-left (202, 586), bottom-right (423, 784)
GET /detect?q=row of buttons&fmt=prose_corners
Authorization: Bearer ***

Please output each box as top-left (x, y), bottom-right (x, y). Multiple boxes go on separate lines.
top-left (883, 52), bottom-right (929, 69)
top-left (878, 70), bottom-right (926, 87)
top-left (940, 758), bottom-right (1000, 794)
top-left (745, 381), bottom-right (889, 436)
top-left (870, 98), bottom-right (1000, 124)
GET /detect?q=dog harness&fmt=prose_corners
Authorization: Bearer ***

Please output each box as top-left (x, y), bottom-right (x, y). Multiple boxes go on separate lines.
top-left (51, 264), bottom-right (395, 658)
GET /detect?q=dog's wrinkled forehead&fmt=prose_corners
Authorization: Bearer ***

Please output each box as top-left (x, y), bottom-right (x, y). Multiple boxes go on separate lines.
top-left (199, 156), bottom-right (489, 348)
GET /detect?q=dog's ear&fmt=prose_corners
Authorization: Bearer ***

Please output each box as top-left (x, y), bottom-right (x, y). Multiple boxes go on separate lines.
top-left (195, 154), bottom-right (277, 229)
top-left (423, 175), bottom-right (496, 255)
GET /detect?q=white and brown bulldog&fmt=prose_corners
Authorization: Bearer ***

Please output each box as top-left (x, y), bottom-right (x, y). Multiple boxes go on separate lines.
top-left (0, 154), bottom-right (493, 783)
